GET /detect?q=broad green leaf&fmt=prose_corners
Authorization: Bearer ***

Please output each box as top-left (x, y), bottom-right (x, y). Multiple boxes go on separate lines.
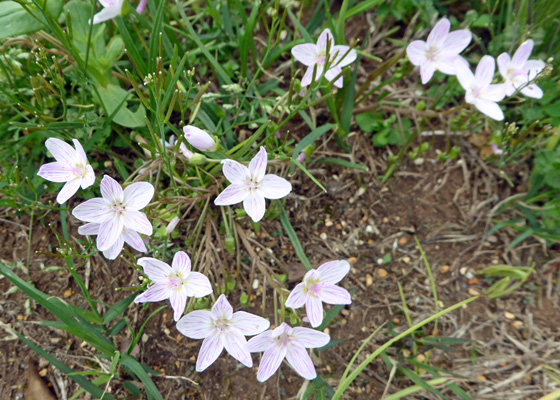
top-left (0, 0), bottom-right (64, 39)
top-left (95, 83), bottom-right (146, 128)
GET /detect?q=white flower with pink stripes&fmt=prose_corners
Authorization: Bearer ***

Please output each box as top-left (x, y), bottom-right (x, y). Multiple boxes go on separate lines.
top-left (37, 138), bottom-right (95, 204)
top-left (78, 223), bottom-right (146, 260)
top-left (497, 39), bottom-right (545, 99)
top-left (177, 294), bottom-right (270, 372)
top-left (134, 251), bottom-right (212, 321)
top-left (285, 260), bottom-right (352, 328)
top-left (72, 175), bottom-right (154, 253)
top-left (247, 322), bottom-right (330, 382)
top-left (214, 147), bottom-right (292, 222)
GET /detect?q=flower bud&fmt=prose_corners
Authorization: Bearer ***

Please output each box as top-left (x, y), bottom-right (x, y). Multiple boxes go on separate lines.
top-left (166, 216), bottom-right (180, 235)
top-left (183, 125), bottom-right (218, 152)
top-left (188, 153), bottom-right (209, 165)
top-left (179, 143), bottom-right (194, 159)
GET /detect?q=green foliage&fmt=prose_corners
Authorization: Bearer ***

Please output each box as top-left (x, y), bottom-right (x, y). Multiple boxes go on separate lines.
top-left (0, 0), bottom-right (64, 39)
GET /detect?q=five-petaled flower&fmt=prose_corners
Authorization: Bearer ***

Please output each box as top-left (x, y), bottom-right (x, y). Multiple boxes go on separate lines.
top-left (455, 55), bottom-right (506, 121)
top-left (72, 175), bottom-right (154, 253)
top-left (214, 146), bottom-right (292, 222)
top-left (37, 138), bottom-right (95, 204)
top-left (134, 251), bottom-right (212, 321)
top-left (407, 18), bottom-right (472, 84)
top-left (285, 260), bottom-right (352, 328)
top-left (291, 28), bottom-right (357, 88)
top-left (497, 39), bottom-right (545, 99)
top-left (177, 294), bottom-right (270, 371)
top-left (247, 322), bottom-right (330, 382)
top-left (78, 223), bottom-right (146, 260)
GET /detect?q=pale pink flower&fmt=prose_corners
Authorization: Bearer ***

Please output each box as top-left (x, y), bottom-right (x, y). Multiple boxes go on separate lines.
top-left (136, 0), bottom-right (147, 14)
top-left (37, 138), bottom-right (95, 204)
top-left (165, 216), bottom-right (180, 235)
top-left (497, 39), bottom-right (545, 99)
top-left (407, 18), bottom-right (472, 84)
top-left (78, 223), bottom-right (146, 260)
top-left (92, 0), bottom-right (124, 24)
top-left (247, 322), bottom-right (330, 382)
top-left (291, 28), bottom-right (357, 88)
top-left (285, 260), bottom-right (351, 328)
top-left (454, 56), bottom-right (507, 121)
top-left (491, 143), bottom-right (504, 155)
top-left (72, 175), bottom-right (154, 252)
top-left (160, 135), bottom-right (193, 159)
top-left (176, 294), bottom-right (270, 371)
top-left (183, 125), bottom-right (217, 152)
top-left (135, 251), bottom-right (212, 321)
top-left (214, 147), bottom-right (292, 222)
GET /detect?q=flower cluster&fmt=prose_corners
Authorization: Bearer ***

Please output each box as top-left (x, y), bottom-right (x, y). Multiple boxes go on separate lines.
top-left (407, 18), bottom-right (546, 121)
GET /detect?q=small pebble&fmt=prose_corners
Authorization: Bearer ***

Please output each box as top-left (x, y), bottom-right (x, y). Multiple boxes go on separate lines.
top-left (398, 237), bottom-right (408, 247)
top-left (439, 265), bottom-right (450, 274)
top-left (512, 320), bottom-right (523, 329)
top-left (468, 278), bottom-right (479, 285)
top-left (504, 312), bottom-right (515, 320)
top-left (365, 225), bottom-right (374, 234)
top-left (63, 289), bottom-right (73, 298)
top-left (382, 217), bottom-right (389, 223)
top-left (475, 375), bottom-right (487, 382)
top-left (325, 220), bottom-right (333, 227)
top-left (416, 354), bottom-right (425, 362)
top-left (468, 288), bottom-right (480, 296)
top-left (403, 349), bottom-right (411, 357)
top-left (392, 317), bottom-right (400, 324)
top-left (252, 279), bottom-right (259, 290)
top-left (377, 268), bottom-right (388, 278)
top-left (39, 368), bottom-right (48, 377)
top-left (438, 300), bottom-right (444, 308)
top-left (347, 257), bottom-right (358, 265)
top-left (459, 267), bottom-right (468, 275)
top-left (465, 271), bottom-right (474, 279)
top-left (320, 232), bottom-right (327, 240)
top-left (365, 274), bottom-right (373, 287)
top-left (402, 256), bottom-right (411, 264)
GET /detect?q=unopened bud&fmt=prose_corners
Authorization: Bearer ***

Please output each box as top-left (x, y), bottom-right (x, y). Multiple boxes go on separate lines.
top-left (166, 217), bottom-right (180, 235)
top-left (183, 125), bottom-right (218, 152)
top-left (188, 153), bottom-right (208, 165)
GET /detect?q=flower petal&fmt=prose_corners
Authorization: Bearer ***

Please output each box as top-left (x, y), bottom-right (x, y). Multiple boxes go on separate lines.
top-left (72, 198), bottom-right (112, 222)
top-left (243, 193), bottom-right (266, 222)
top-left (292, 327), bottom-right (331, 348)
top-left (317, 260), bottom-right (350, 284)
top-left (483, 84), bottom-right (506, 102)
top-left (525, 60), bottom-right (546, 74)
top-left (331, 45), bottom-right (356, 68)
top-left (223, 328), bottom-right (252, 367)
top-left (231, 311), bottom-right (270, 336)
top-left (285, 344), bottom-right (317, 380)
top-left (248, 146), bottom-right (268, 182)
top-left (134, 284), bottom-right (171, 303)
top-left (170, 289), bottom-right (187, 321)
top-left (257, 345), bottom-right (287, 382)
top-left (247, 331), bottom-right (274, 353)
top-left (97, 217), bottom-right (124, 251)
top-left (427, 18), bottom-right (450, 47)
top-left (137, 258), bottom-right (173, 284)
top-left (121, 228), bottom-right (147, 253)
top-left (454, 59), bottom-right (474, 90)
top-left (420, 62), bottom-right (435, 84)
top-left (221, 160), bottom-right (250, 184)
top-left (305, 295), bottom-right (324, 328)
top-left (56, 179), bottom-right (81, 204)
top-left (100, 175), bottom-right (124, 204)
top-left (183, 272), bottom-right (213, 298)
top-left (176, 310), bottom-right (214, 339)
top-left (196, 333), bottom-right (224, 372)
top-left (442, 30), bottom-right (472, 55)
top-left (172, 251), bottom-right (192, 275)
top-left (92, 4), bottom-right (121, 24)
top-left (474, 99), bottom-right (504, 121)
top-left (45, 138), bottom-right (77, 164)
top-left (214, 184), bottom-right (250, 206)
top-left (520, 83), bottom-right (543, 99)
top-left (325, 66), bottom-right (343, 87)
top-left (37, 162), bottom-right (75, 183)
top-left (102, 235), bottom-right (124, 260)
top-left (406, 40), bottom-right (426, 66)
top-left (301, 64), bottom-right (324, 87)
top-left (78, 222), bottom-right (100, 236)
top-left (285, 284), bottom-right (307, 309)
top-left (259, 174), bottom-right (292, 200)
top-left (512, 39), bottom-right (533, 69)
top-left (435, 55), bottom-right (466, 75)
top-left (122, 210), bottom-right (152, 235)
top-left (318, 284), bottom-right (352, 305)
top-left (81, 165), bottom-right (95, 189)
top-left (72, 139), bottom-right (88, 165)
top-left (211, 294), bottom-right (233, 320)
top-left (123, 182), bottom-right (154, 210)
top-left (475, 56), bottom-right (495, 87)
top-left (497, 52), bottom-right (511, 79)
top-left (291, 43), bottom-right (318, 66)
top-left (316, 28), bottom-right (334, 52)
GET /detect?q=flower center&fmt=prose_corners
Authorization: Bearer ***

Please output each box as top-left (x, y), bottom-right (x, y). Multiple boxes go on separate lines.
top-left (316, 54), bottom-right (327, 66)
top-left (213, 315), bottom-right (231, 332)
top-left (273, 332), bottom-right (293, 348)
top-left (303, 278), bottom-right (322, 297)
top-left (111, 200), bottom-right (127, 215)
top-left (425, 46), bottom-right (439, 62)
top-left (245, 176), bottom-right (262, 194)
top-left (470, 85), bottom-right (483, 99)
top-left (73, 162), bottom-right (88, 178)
top-left (168, 272), bottom-right (186, 291)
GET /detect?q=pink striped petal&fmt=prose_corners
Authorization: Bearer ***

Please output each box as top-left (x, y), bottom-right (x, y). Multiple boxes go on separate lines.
top-left (316, 28), bottom-right (334, 52)
top-left (325, 66), bottom-right (343, 87)
top-left (257, 345), bottom-right (287, 382)
top-left (520, 84), bottom-right (543, 99)
top-left (176, 310), bottom-right (214, 339)
top-left (526, 60), bottom-right (545, 74)
top-left (123, 182), bottom-right (154, 210)
top-left (102, 235), bottom-right (124, 260)
top-left (292, 327), bottom-right (330, 348)
top-left (442, 30), bottom-right (471, 55)
top-left (122, 210), bottom-right (152, 235)
top-left (286, 344), bottom-right (317, 380)
top-left (214, 184), bottom-right (249, 206)
top-left (172, 251), bottom-right (192, 275)
top-left (259, 174), bottom-right (292, 200)
top-left (406, 41), bottom-right (427, 66)
top-left (196, 333), bottom-right (224, 372)
top-left (72, 198), bottom-right (112, 222)
top-left (497, 53), bottom-right (511, 78)
top-left (92, 4), bottom-right (121, 24)
top-left (78, 223), bottom-right (100, 236)
top-left (248, 147), bottom-right (268, 181)
top-left (420, 62), bottom-right (436, 84)
top-left (454, 59), bottom-right (474, 90)
top-left (474, 99), bottom-right (504, 121)
top-left (223, 329), bottom-right (252, 367)
top-left (184, 272), bottom-right (212, 297)
top-left (81, 165), bottom-right (95, 189)
top-left (331, 45), bottom-right (356, 68)
top-left (301, 64), bottom-right (324, 87)
top-left (97, 217), bottom-right (123, 251)
top-left (134, 284), bottom-right (171, 303)
top-left (305, 295), bottom-right (324, 328)
top-left (72, 139), bottom-right (88, 165)
top-left (56, 179), bottom-right (81, 204)
top-left (137, 258), bottom-right (173, 284)
top-left (318, 284), bottom-right (351, 305)
top-left (427, 18), bottom-right (450, 47)
top-left (292, 43), bottom-right (318, 66)
top-left (435, 55), bottom-right (463, 75)
top-left (222, 160), bottom-right (250, 183)
top-left (512, 39), bottom-right (533, 69)
top-left (121, 228), bottom-right (147, 252)
top-left (243, 193), bottom-right (266, 222)
top-left (231, 311), bottom-right (270, 336)
top-left (317, 260), bottom-right (350, 284)
top-left (45, 138), bottom-right (77, 164)
top-left (170, 289), bottom-right (187, 321)
top-left (211, 294), bottom-right (233, 320)
top-left (247, 331), bottom-right (274, 352)
top-left (285, 284), bottom-right (307, 309)
top-left (37, 162), bottom-right (75, 182)
top-left (100, 175), bottom-right (124, 203)
top-left (483, 84), bottom-right (506, 102)
top-left (475, 56), bottom-right (495, 87)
